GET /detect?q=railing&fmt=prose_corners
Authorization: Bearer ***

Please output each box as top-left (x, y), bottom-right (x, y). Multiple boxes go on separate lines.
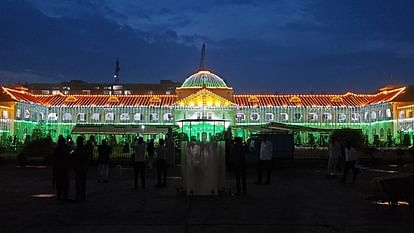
top-left (294, 147), bottom-right (328, 160)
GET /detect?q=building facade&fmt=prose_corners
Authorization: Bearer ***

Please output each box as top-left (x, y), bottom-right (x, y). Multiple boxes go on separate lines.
top-left (1, 69), bottom-right (413, 146)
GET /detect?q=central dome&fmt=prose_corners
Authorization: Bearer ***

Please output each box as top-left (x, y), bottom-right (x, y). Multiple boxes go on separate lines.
top-left (181, 70), bottom-right (228, 88)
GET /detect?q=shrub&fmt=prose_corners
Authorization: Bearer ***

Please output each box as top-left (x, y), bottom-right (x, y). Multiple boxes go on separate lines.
top-left (19, 137), bottom-right (56, 164)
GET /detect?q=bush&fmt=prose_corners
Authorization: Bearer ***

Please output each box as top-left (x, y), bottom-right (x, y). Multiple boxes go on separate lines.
top-left (19, 137), bottom-right (56, 165)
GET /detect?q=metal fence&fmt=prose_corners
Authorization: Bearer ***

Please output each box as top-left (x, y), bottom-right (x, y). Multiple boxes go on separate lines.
top-left (293, 147), bottom-right (328, 160)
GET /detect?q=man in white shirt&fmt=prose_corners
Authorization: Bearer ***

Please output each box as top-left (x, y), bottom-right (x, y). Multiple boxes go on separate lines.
top-left (327, 137), bottom-right (341, 176)
top-left (255, 135), bottom-right (273, 185)
top-left (341, 141), bottom-right (359, 184)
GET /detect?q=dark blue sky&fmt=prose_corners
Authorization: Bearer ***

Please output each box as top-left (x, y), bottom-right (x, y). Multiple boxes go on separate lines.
top-left (0, 0), bottom-right (413, 93)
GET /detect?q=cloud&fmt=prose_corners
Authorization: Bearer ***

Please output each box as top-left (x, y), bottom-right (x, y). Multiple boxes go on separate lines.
top-left (0, 70), bottom-right (55, 85)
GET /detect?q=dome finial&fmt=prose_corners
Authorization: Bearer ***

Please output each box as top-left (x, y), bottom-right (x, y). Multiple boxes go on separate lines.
top-left (199, 43), bottom-right (205, 71)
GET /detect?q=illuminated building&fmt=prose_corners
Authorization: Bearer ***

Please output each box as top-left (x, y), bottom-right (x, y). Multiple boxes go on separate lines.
top-left (0, 67), bottom-right (413, 146)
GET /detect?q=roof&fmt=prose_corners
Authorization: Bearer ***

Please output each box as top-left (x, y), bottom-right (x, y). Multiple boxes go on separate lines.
top-left (181, 70), bottom-right (228, 88)
top-left (35, 94), bottom-right (177, 107)
top-left (0, 86), bottom-right (409, 107)
top-left (1, 87), bottom-right (43, 104)
top-left (233, 87), bottom-right (406, 107)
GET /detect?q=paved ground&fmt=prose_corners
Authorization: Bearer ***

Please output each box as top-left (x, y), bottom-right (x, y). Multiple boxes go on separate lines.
top-left (0, 161), bottom-right (413, 233)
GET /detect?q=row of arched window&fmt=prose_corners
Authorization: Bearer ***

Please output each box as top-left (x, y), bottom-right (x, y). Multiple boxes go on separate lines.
top-left (235, 109), bottom-right (392, 122)
top-left (17, 110), bottom-right (174, 122)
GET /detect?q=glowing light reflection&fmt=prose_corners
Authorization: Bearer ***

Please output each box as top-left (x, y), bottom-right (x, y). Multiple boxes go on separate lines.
top-left (32, 193), bottom-right (56, 198)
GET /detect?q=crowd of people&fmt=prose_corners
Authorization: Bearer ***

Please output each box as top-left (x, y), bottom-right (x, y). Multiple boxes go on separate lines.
top-left (52, 135), bottom-right (170, 201)
top-left (52, 132), bottom-right (361, 201)
top-left (327, 137), bottom-right (360, 184)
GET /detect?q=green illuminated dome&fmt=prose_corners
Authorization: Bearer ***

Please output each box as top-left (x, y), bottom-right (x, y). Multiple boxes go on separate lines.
top-left (181, 70), bottom-right (227, 88)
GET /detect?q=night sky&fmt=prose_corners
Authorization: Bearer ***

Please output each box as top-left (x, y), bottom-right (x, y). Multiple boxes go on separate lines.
top-left (1, 0), bottom-right (414, 93)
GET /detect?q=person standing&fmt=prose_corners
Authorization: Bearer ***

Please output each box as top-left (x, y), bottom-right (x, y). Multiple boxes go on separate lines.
top-left (97, 139), bottom-right (111, 182)
top-left (86, 136), bottom-right (95, 164)
top-left (53, 135), bottom-right (70, 200)
top-left (133, 137), bottom-right (146, 190)
top-left (72, 136), bottom-right (88, 201)
top-left (155, 138), bottom-right (167, 187)
top-left (231, 137), bottom-right (247, 195)
top-left (147, 139), bottom-right (155, 169)
top-left (255, 135), bottom-right (273, 185)
top-left (341, 141), bottom-right (359, 184)
top-left (327, 136), bottom-right (341, 177)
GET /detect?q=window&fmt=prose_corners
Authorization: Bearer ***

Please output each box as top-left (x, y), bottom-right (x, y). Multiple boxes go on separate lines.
top-left (308, 113), bottom-right (318, 121)
top-left (63, 113), bottom-right (72, 121)
top-left (41, 90), bottom-right (50, 95)
top-left (105, 112), bottom-right (115, 121)
top-left (399, 111), bottom-right (405, 119)
top-left (16, 109), bottom-right (21, 118)
top-left (82, 90), bottom-right (91, 94)
top-left (351, 113), bottom-right (360, 122)
top-left (364, 112), bottom-right (369, 121)
top-left (150, 113), bottom-right (159, 121)
top-left (120, 113), bottom-right (130, 121)
top-left (52, 90), bottom-right (60, 95)
top-left (39, 112), bottom-right (45, 120)
top-left (236, 113), bottom-right (245, 122)
top-left (77, 113), bottom-right (86, 122)
top-left (251, 113), bottom-right (260, 121)
top-left (386, 109), bottom-right (392, 118)
top-left (113, 85), bottom-right (123, 90)
top-left (134, 113), bottom-right (143, 121)
top-left (294, 113), bottom-right (302, 121)
top-left (206, 112), bottom-right (213, 120)
top-left (47, 113), bottom-right (58, 121)
top-left (2, 111), bottom-right (8, 119)
top-left (24, 110), bottom-right (30, 119)
top-left (91, 113), bottom-right (100, 121)
top-left (371, 111), bottom-right (377, 120)
top-left (322, 113), bottom-right (332, 121)
top-left (280, 113), bottom-right (289, 122)
top-left (338, 113), bottom-right (346, 122)
top-left (378, 110), bottom-right (384, 119)
top-left (163, 113), bottom-right (173, 121)
top-left (265, 113), bottom-right (274, 121)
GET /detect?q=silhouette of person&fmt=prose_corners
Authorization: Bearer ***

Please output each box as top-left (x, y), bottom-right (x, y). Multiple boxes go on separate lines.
top-left (72, 136), bottom-right (88, 201)
top-left (97, 139), bottom-right (111, 182)
top-left (231, 137), bottom-right (247, 195)
top-left (132, 137), bottom-right (146, 190)
top-left (255, 135), bottom-right (273, 185)
top-left (86, 136), bottom-right (95, 164)
top-left (341, 141), bottom-right (359, 184)
top-left (327, 136), bottom-right (341, 177)
top-left (155, 138), bottom-right (167, 187)
top-left (147, 139), bottom-right (155, 169)
top-left (53, 135), bottom-right (70, 200)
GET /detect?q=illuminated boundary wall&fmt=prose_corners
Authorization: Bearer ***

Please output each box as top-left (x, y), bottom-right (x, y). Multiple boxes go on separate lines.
top-left (2, 100), bottom-right (400, 146)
